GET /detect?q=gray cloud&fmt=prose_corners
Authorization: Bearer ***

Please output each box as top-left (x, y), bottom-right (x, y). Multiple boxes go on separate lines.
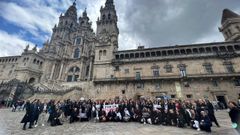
top-left (115, 0), bottom-right (240, 49)
top-left (1, 0), bottom-right (240, 56)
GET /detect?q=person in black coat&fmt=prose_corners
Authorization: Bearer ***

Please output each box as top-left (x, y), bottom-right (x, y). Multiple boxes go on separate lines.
top-left (107, 109), bottom-right (116, 122)
top-left (162, 109), bottom-right (170, 126)
top-left (70, 107), bottom-right (79, 123)
top-left (169, 109), bottom-right (177, 126)
top-left (228, 101), bottom-right (240, 134)
top-left (33, 100), bottom-right (41, 127)
top-left (206, 100), bottom-right (220, 127)
top-left (176, 110), bottom-right (185, 128)
top-left (51, 108), bottom-right (63, 126)
top-left (20, 100), bottom-right (33, 130)
top-left (199, 111), bottom-right (212, 132)
top-left (48, 100), bottom-right (58, 126)
top-left (132, 108), bottom-right (141, 122)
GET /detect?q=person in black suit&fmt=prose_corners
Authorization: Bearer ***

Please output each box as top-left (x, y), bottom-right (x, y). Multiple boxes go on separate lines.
top-left (20, 100), bottom-right (33, 130)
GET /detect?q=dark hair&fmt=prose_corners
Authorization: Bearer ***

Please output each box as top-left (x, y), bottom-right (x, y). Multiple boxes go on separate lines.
top-left (228, 101), bottom-right (237, 107)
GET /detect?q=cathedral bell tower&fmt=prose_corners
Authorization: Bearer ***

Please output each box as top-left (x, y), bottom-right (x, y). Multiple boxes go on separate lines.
top-left (51, 1), bottom-right (78, 43)
top-left (93, 0), bottom-right (119, 80)
top-left (95, 0), bottom-right (119, 63)
top-left (96, 0), bottom-right (119, 36)
top-left (219, 9), bottom-right (240, 42)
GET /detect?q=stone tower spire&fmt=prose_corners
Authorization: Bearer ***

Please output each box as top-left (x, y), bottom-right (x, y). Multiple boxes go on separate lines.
top-left (219, 9), bottom-right (240, 41)
top-left (94, 0), bottom-right (119, 65)
top-left (64, 1), bottom-right (78, 21)
top-left (79, 8), bottom-right (92, 29)
top-left (96, 0), bottom-right (118, 36)
top-left (105, 0), bottom-right (114, 9)
top-left (50, 1), bottom-right (78, 43)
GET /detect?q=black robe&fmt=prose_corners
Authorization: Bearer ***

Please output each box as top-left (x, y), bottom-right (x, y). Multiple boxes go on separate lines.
top-left (20, 103), bottom-right (33, 123)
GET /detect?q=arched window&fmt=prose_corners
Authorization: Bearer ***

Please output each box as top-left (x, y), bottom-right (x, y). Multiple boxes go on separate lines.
top-left (29, 78), bottom-right (35, 84)
top-left (67, 66), bottom-right (80, 82)
top-left (75, 37), bottom-right (81, 45)
top-left (103, 50), bottom-right (107, 56)
top-left (74, 48), bottom-right (80, 58)
top-left (75, 67), bottom-right (80, 72)
top-left (86, 66), bottom-right (89, 76)
top-left (108, 14), bottom-right (111, 19)
top-left (99, 50), bottom-right (102, 60)
top-left (102, 14), bottom-right (106, 20)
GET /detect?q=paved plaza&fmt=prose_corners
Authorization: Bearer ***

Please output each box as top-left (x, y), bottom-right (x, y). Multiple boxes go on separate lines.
top-left (0, 109), bottom-right (237, 135)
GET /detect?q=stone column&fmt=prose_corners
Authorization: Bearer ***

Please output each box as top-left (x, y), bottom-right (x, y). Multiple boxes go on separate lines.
top-left (58, 63), bottom-right (64, 80)
top-left (50, 63), bottom-right (56, 80)
top-left (88, 57), bottom-right (93, 81)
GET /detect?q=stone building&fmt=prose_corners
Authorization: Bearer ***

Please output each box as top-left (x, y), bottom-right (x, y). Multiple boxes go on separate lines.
top-left (0, 1), bottom-right (240, 104)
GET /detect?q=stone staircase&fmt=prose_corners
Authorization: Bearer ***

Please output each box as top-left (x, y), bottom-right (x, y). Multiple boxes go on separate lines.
top-left (0, 79), bottom-right (35, 101)
top-left (28, 83), bottom-right (84, 101)
top-left (0, 79), bottom-right (86, 101)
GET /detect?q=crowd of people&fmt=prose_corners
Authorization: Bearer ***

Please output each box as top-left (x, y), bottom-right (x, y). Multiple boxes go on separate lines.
top-left (0, 97), bottom-right (238, 133)
top-left (18, 97), bottom-right (239, 133)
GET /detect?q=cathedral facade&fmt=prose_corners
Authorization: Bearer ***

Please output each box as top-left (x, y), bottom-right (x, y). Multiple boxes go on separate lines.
top-left (0, 0), bottom-right (240, 104)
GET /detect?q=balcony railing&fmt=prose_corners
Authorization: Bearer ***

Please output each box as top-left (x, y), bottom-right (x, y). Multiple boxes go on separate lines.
top-left (93, 72), bottom-right (240, 82)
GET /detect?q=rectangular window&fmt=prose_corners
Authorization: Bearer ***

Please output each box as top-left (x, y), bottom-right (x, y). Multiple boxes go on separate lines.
top-left (171, 95), bottom-right (176, 98)
top-left (212, 80), bottom-right (218, 87)
top-left (234, 79), bottom-right (240, 86)
top-left (124, 69), bottom-right (129, 74)
top-left (186, 94), bottom-right (192, 98)
top-left (67, 75), bottom-right (72, 82)
top-left (203, 64), bottom-right (213, 74)
top-left (153, 69), bottom-right (160, 77)
top-left (136, 72), bottom-right (141, 80)
top-left (225, 64), bottom-right (235, 73)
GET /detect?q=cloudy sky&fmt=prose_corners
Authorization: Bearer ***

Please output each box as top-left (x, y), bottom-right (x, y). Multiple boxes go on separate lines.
top-left (0, 0), bottom-right (240, 57)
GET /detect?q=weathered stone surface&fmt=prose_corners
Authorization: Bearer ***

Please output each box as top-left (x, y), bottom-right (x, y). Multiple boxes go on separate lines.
top-left (0, 109), bottom-right (237, 135)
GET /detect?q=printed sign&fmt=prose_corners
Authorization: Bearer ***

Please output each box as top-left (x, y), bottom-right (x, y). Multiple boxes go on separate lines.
top-left (103, 104), bottom-right (119, 113)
